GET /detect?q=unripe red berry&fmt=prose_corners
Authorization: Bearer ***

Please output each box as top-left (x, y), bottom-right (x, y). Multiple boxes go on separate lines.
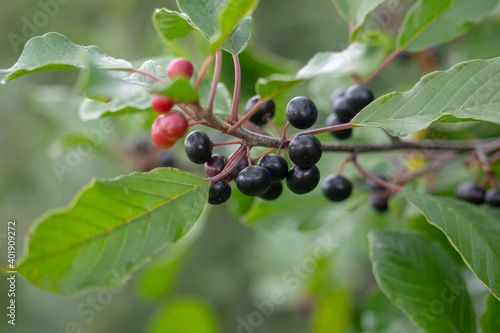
top-left (167, 58), bottom-right (194, 80)
top-left (151, 112), bottom-right (188, 149)
top-left (151, 94), bottom-right (175, 114)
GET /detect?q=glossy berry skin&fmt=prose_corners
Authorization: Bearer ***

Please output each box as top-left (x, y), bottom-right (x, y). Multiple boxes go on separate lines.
top-left (322, 174), bottom-right (352, 202)
top-left (245, 96), bottom-right (276, 125)
top-left (151, 112), bottom-right (188, 149)
top-left (326, 114), bottom-right (352, 140)
top-left (288, 134), bottom-right (322, 167)
top-left (455, 181), bottom-right (485, 205)
top-left (370, 194), bottom-right (389, 212)
top-left (286, 96), bottom-right (318, 129)
top-left (259, 182), bottom-right (283, 201)
top-left (204, 154), bottom-right (228, 178)
top-left (344, 85), bottom-right (374, 117)
top-left (167, 58), bottom-right (194, 80)
top-left (330, 88), bottom-right (346, 104)
top-left (366, 174), bottom-right (388, 191)
top-left (151, 94), bottom-right (175, 114)
top-left (208, 181), bottom-right (232, 205)
top-left (332, 96), bottom-right (352, 123)
top-left (184, 131), bottom-right (212, 164)
top-left (485, 188), bottom-right (500, 207)
top-left (286, 165), bottom-right (320, 194)
top-left (236, 165), bottom-right (272, 197)
top-left (231, 157), bottom-right (249, 178)
top-left (258, 154), bottom-right (288, 182)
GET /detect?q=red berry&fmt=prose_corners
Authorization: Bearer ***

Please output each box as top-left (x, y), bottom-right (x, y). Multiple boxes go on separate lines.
top-left (167, 58), bottom-right (194, 80)
top-left (151, 94), bottom-right (175, 114)
top-left (151, 112), bottom-right (188, 149)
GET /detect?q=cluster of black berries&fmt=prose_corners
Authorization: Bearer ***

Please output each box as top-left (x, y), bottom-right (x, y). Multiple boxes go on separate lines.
top-left (328, 85), bottom-right (374, 140)
top-left (455, 181), bottom-right (500, 207)
top-left (182, 86), bottom-right (376, 206)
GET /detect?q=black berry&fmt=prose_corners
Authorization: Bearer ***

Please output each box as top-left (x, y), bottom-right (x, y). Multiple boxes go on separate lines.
top-left (184, 131), bottom-right (212, 164)
top-left (288, 134), bottom-right (322, 167)
top-left (204, 154), bottom-right (228, 178)
top-left (286, 165), bottom-right (320, 194)
top-left (485, 188), bottom-right (500, 207)
top-left (370, 192), bottom-right (389, 212)
top-left (208, 180), bottom-right (232, 205)
top-left (332, 96), bottom-right (352, 123)
top-left (330, 88), bottom-right (346, 104)
top-left (344, 85), bottom-right (374, 117)
top-left (258, 154), bottom-right (288, 182)
top-left (286, 96), bottom-right (318, 129)
top-left (321, 174), bottom-right (352, 202)
top-left (326, 114), bottom-right (352, 140)
top-left (259, 182), bottom-right (283, 201)
top-left (231, 156), bottom-right (250, 178)
top-left (236, 165), bottom-right (272, 196)
top-left (245, 95), bottom-right (276, 125)
top-left (455, 181), bottom-right (485, 205)
top-left (159, 151), bottom-right (175, 167)
top-left (366, 174), bottom-right (388, 191)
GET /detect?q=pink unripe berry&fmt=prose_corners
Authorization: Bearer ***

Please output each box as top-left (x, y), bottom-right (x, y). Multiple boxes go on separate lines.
top-left (151, 94), bottom-right (175, 114)
top-left (167, 58), bottom-right (194, 80)
top-left (151, 112), bottom-right (188, 149)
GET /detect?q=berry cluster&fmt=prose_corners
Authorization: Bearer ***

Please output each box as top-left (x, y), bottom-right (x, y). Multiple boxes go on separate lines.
top-left (150, 58), bottom-right (194, 148)
top-left (455, 181), bottom-right (500, 207)
top-left (328, 85), bottom-right (374, 140)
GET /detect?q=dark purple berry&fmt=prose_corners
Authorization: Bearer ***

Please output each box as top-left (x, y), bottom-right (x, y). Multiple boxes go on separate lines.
top-left (344, 85), bottom-right (374, 117)
top-left (286, 96), bottom-right (318, 129)
top-left (259, 182), bottom-right (283, 201)
top-left (366, 174), bottom-right (388, 191)
top-left (370, 192), bottom-right (389, 212)
top-left (288, 134), bottom-right (322, 167)
top-left (332, 96), bottom-right (352, 123)
top-left (326, 114), bottom-right (352, 140)
top-left (258, 154), bottom-right (288, 182)
top-left (205, 154), bottom-right (228, 178)
top-left (330, 88), bottom-right (346, 104)
top-left (455, 181), bottom-right (485, 205)
top-left (485, 188), bottom-right (500, 207)
top-left (286, 165), bottom-right (320, 194)
top-left (208, 181), bottom-right (232, 205)
top-left (184, 131), bottom-right (212, 164)
top-left (236, 165), bottom-right (272, 197)
top-left (230, 156), bottom-right (250, 178)
top-left (322, 174), bottom-right (352, 202)
top-left (245, 96), bottom-right (276, 125)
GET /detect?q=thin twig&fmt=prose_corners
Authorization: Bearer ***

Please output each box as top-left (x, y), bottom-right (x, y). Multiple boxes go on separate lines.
top-left (266, 117), bottom-right (282, 136)
top-left (195, 53), bottom-right (215, 89)
top-left (363, 50), bottom-right (402, 85)
top-left (352, 157), bottom-right (403, 192)
top-left (110, 67), bottom-right (166, 84)
top-left (227, 98), bottom-right (268, 133)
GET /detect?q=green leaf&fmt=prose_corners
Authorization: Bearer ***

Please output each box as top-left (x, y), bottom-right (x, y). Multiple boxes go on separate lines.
top-left (404, 189), bottom-right (500, 301)
top-left (152, 8), bottom-right (197, 43)
top-left (176, 0), bottom-right (227, 37)
top-left (255, 74), bottom-right (301, 99)
top-left (146, 297), bottom-right (219, 333)
top-left (79, 60), bottom-right (167, 120)
top-left (16, 168), bottom-right (209, 295)
top-left (369, 230), bottom-right (476, 333)
top-left (210, 0), bottom-right (258, 52)
top-left (481, 294), bottom-right (500, 333)
top-left (397, 0), bottom-right (500, 52)
top-left (296, 42), bottom-right (390, 79)
top-left (312, 289), bottom-right (352, 333)
top-left (221, 16), bottom-right (252, 54)
top-left (352, 57), bottom-right (500, 136)
top-left (0, 32), bottom-right (130, 84)
top-left (156, 77), bottom-right (199, 103)
top-left (331, 0), bottom-right (388, 40)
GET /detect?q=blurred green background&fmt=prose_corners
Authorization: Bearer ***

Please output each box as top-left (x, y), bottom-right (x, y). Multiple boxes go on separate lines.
top-left (1, 1), bottom-right (500, 332)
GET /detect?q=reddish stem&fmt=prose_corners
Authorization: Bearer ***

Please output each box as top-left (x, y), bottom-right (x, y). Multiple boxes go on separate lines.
top-left (244, 121), bottom-right (271, 136)
top-left (363, 50), bottom-right (402, 85)
top-left (277, 122), bottom-right (290, 155)
top-left (111, 67), bottom-right (166, 84)
top-left (195, 53), bottom-right (215, 89)
top-left (246, 146), bottom-right (253, 165)
top-left (231, 53), bottom-right (241, 121)
top-left (253, 148), bottom-right (277, 162)
top-left (207, 146), bottom-right (246, 184)
top-left (352, 157), bottom-right (403, 193)
top-left (207, 49), bottom-right (222, 112)
top-left (288, 123), bottom-right (353, 140)
top-left (189, 120), bottom-right (209, 127)
top-left (176, 103), bottom-right (195, 118)
top-left (212, 141), bottom-right (242, 147)
top-left (266, 117), bottom-right (282, 136)
top-left (227, 98), bottom-right (269, 133)
top-left (337, 154), bottom-right (355, 175)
